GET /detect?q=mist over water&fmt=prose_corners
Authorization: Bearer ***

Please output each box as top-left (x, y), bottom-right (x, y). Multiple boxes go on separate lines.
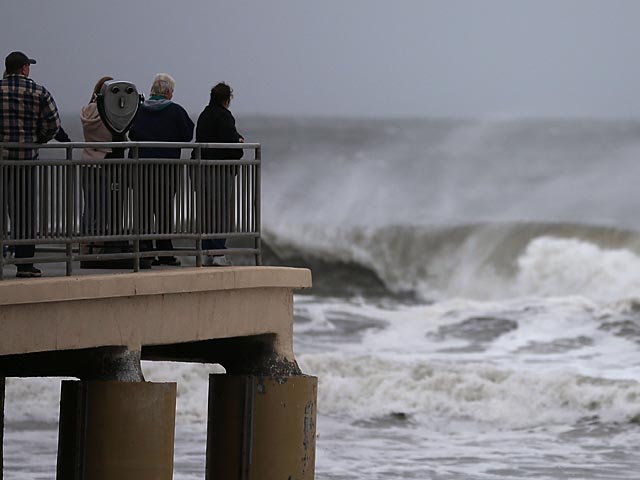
top-left (255, 117), bottom-right (640, 228)
top-left (7, 117), bottom-right (640, 479)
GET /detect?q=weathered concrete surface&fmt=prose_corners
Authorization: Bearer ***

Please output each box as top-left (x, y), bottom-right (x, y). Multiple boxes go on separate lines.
top-left (0, 267), bottom-right (311, 375)
top-left (0, 347), bottom-right (145, 380)
top-left (206, 374), bottom-right (317, 480)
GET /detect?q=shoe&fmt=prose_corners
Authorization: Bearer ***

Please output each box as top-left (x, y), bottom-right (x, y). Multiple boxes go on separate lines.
top-left (211, 255), bottom-right (231, 267)
top-left (16, 266), bottom-right (42, 278)
top-left (204, 255), bottom-right (231, 267)
top-left (140, 259), bottom-right (153, 270)
top-left (153, 256), bottom-right (181, 266)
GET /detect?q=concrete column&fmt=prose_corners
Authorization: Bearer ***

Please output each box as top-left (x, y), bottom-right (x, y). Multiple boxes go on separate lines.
top-left (206, 374), bottom-right (317, 480)
top-left (57, 381), bottom-right (176, 480)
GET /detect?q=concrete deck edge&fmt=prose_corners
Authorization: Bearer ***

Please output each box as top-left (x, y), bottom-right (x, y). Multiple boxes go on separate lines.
top-left (0, 267), bottom-right (312, 306)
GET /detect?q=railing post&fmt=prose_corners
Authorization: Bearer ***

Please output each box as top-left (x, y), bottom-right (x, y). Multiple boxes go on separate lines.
top-left (255, 146), bottom-right (262, 266)
top-left (65, 147), bottom-right (74, 276)
top-left (132, 146), bottom-right (140, 272)
top-left (195, 146), bottom-right (203, 267)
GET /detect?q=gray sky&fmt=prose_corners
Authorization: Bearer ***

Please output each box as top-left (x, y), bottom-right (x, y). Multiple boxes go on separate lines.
top-left (2, 0), bottom-right (640, 118)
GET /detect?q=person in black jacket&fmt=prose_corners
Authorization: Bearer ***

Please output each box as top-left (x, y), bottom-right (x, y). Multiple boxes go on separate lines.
top-left (130, 73), bottom-right (194, 266)
top-left (193, 82), bottom-right (244, 266)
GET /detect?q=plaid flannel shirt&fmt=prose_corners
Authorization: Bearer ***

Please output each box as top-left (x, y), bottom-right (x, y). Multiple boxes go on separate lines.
top-left (0, 74), bottom-right (61, 160)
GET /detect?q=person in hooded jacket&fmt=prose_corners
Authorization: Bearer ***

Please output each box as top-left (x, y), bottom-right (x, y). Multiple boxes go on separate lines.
top-left (80, 76), bottom-right (113, 239)
top-left (81, 76), bottom-right (113, 160)
top-left (129, 73), bottom-right (194, 266)
top-left (192, 82), bottom-right (244, 266)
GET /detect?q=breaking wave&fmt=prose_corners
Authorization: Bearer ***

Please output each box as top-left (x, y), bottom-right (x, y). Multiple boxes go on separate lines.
top-left (264, 221), bottom-right (640, 302)
top-left (298, 353), bottom-right (640, 429)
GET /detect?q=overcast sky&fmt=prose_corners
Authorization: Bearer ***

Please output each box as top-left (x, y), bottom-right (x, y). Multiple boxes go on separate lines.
top-left (2, 0), bottom-right (640, 118)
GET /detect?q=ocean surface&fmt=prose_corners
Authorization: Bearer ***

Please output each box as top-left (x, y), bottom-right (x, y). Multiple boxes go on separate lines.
top-left (5, 116), bottom-right (640, 479)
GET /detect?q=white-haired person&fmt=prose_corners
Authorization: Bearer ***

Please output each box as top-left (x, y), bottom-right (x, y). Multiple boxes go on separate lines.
top-left (129, 73), bottom-right (194, 266)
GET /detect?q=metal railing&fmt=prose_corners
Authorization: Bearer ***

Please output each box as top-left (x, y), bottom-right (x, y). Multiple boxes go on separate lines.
top-left (0, 142), bottom-right (261, 278)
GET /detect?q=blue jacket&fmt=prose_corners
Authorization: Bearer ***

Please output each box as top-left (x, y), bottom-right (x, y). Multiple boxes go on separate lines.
top-left (129, 97), bottom-right (194, 159)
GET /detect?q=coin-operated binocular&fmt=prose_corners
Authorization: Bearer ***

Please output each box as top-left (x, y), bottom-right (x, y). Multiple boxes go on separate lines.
top-left (80, 80), bottom-right (143, 270)
top-left (96, 80), bottom-right (143, 136)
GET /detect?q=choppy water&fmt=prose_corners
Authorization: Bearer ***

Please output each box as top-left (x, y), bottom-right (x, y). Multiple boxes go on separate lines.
top-left (6, 117), bottom-right (640, 479)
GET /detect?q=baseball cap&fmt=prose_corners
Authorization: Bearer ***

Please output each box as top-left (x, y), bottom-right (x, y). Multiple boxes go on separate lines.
top-left (5, 51), bottom-right (36, 72)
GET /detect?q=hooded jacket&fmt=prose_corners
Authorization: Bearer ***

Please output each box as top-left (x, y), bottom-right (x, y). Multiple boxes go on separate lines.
top-left (80, 102), bottom-right (112, 159)
top-left (129, 97), bottom-right (194, 159)
top-left (193, 102), bottom-right (244, 160)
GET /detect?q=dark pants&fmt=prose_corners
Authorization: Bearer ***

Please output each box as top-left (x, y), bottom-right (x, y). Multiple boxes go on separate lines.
top-left (81, 166), bottom-right (113, 235)
top-left (201, 166), bottom-right (235, 253)
top-left (2, 166), bottom-right (37, 269)
top-left (141, 239), bottom-right (175, 258)
top-left (141, 164), bottom-right (181, 260)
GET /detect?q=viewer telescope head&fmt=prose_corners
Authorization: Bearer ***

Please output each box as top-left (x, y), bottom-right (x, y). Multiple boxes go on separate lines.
top-left (97, 80), bottom-right (143, 135)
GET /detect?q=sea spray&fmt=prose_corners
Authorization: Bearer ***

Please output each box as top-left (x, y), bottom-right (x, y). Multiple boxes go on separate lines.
top-left (299, 353), bottom-right (640, 428)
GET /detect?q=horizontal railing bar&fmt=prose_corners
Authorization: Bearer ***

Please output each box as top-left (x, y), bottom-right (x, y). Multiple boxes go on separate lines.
top-left (0, 159), bottom-right (260, 167)
top-left (3, 254), bottom-right (152, 265)
top-left (1, 141), bottom-right (258, 149)
top-left (3, 248), bottom-right (259, 265)
top-left (35, 246), bottom-right (259, 254)
top-left (2, 232), bottom-right (260, 244)
top-left (202, 248), bottom-right (258, 256)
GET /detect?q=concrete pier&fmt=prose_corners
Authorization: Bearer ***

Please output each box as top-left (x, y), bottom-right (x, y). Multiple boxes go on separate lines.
top-left (0, 266), bottom-right (315, 479)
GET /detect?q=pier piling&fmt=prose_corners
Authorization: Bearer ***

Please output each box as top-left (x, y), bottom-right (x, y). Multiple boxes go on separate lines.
top-left (57, 381), bottom-right (177, 480)
top-left (206, 374), bottom-right (317, 480)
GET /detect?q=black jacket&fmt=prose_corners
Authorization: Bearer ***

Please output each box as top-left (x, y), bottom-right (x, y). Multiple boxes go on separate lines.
top-left (129, 98), bottom-right (194, 159)
top-left (193, 103), bottom-right (243, 160)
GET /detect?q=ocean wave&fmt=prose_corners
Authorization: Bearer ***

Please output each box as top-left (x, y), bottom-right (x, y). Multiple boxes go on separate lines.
top-left (298, 352), bottom-right (640, 429)
top-left (265, 221), bottom-right (640, 302)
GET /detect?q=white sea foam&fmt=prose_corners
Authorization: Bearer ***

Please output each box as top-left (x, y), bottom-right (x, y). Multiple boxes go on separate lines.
top-left (299, 352), bottom-right (640, 428)
top-left (142, 362), bottom-right (225, 422)
top-left (291, 292), bottom-right (640, 430)
top-left (513, 236), bottom-right (640, 301)
top-left (4, 377), bottom-right (63, 424)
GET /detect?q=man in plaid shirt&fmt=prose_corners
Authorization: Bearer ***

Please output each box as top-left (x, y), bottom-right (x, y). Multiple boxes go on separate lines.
top-left (1, 51), bottom-right (61, 277)
top-left (1, 51), bottom-right (60, 159)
